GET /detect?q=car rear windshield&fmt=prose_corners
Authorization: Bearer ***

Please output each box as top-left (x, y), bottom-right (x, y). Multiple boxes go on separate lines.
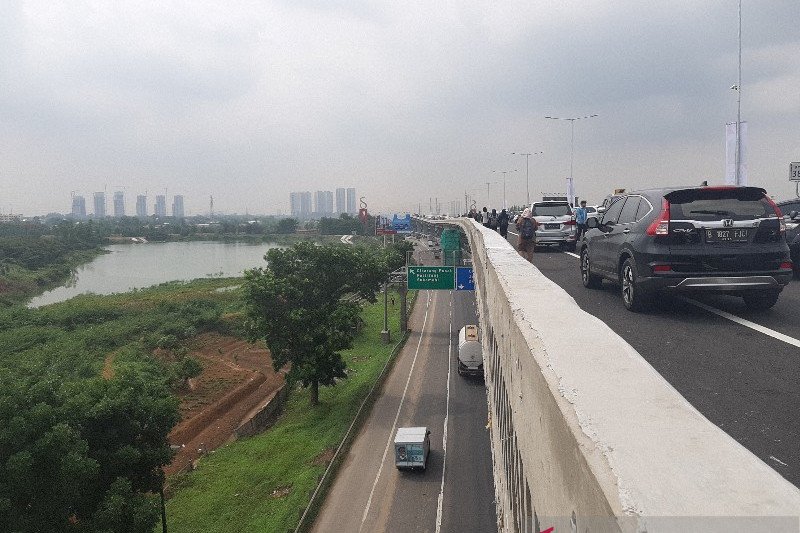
top-left (532, 204), bottom-right (571, 216)
top-left (667, 189), bottom-right (774, 221)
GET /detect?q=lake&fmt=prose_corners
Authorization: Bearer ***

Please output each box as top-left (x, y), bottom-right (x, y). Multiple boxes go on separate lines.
top-left (29, 241), bottom-right (283, 307)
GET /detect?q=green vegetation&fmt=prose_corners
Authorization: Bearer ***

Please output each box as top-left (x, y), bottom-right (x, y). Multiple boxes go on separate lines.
top-left (0, 278), bottom-right (243, 532)
top-left (243, 241), bottom-right (411, 405)
top-left (164, 293), bottom-right (404, 533)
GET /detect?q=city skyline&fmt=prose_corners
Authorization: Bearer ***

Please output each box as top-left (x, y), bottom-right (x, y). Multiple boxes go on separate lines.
top-left (1, 3), bottom-right (798, 216)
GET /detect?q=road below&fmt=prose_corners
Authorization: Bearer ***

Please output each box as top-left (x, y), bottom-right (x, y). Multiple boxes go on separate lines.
top-left (312, 288), bottom-right (496, 533)
top-left (507, 230), bottom-right (800, 488)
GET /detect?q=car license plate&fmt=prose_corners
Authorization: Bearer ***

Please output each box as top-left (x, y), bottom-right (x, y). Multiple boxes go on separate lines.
top-left (545, 224), bottom-right (559, 230)
top-left (705, 228), bottom-right (749, 242)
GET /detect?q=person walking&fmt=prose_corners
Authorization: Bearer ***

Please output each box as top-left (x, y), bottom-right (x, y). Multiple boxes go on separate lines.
top-left (515, 208), bottom-right (538, 262)
top-left (481, 207), bottom-right (490, 227)
top-left (575, 200), bottom-right (589, 241)
top-left (489, 209), bottom-right (498, 231)
top-left (498, 208), bottom-right (510, 238)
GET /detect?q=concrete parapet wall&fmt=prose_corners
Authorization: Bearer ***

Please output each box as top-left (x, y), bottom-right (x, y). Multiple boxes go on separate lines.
top-left (426, 218), bottom-right (800, 532)
top-left (235, 384), bottom-right (288, 438)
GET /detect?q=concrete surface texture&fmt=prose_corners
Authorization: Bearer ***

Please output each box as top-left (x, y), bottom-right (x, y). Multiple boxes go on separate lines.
top-left (442, 218), bottom-right (800, 532)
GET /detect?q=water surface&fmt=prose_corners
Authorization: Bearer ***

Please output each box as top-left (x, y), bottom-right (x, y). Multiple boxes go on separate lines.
top-left (29, 241), bottom-right (281, 307)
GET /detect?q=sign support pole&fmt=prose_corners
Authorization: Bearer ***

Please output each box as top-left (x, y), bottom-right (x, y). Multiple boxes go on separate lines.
top-left (381, 281), bottom-right (390, 344)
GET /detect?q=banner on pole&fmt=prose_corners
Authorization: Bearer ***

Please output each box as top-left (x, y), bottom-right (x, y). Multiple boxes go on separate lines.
top-left (725, 121), bottom-right (748, 186)
top-left (565, 177), bottom-right (576, 206)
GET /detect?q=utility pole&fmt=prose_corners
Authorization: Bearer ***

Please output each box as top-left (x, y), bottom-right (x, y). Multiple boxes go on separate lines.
top-left (735, 0), bottom-right (742, 186)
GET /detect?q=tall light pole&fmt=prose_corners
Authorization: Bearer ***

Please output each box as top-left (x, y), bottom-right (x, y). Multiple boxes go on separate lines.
top-left (512, 151), bottom-right (543, 205)
top-left (492, 170), bottom-right (517, 210)
top-left (545, 114), bottom-right (598, 204)
top-left (736, 0), bottom-right (742, 185)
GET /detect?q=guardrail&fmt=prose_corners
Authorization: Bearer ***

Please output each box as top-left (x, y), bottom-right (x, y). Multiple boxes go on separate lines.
top-left (416, 216), bottom-right (800, 533)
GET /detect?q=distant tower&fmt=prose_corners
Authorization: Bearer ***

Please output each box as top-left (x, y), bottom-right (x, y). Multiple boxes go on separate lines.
top-left (154, 195), bottom-right (167, 217)
top-left (210, 195), bottom-right (214, 218)
top-left (335, 188), bottom-right (346, 214)
top-left (71, 194), bottom-right (87, 218)
top-left (172, 195), bottom-right (185, 218)
top-left (93, 192), bottom-right (106, 218)
top-left (113, 191), bottom-right (125, 218)
top-left (346, 188), bottom-right (356, 214)
top-left (136, 195), bottom-right (147, 218)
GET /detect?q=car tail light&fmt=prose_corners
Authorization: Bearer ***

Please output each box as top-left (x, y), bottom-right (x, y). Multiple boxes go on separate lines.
top-left (652, 264), bottom-right (672, 272)
top-left (779, 261), bottom-right (793, 270)
top-left (764, 196), bottom-right (786, 234)
top-left (563, 219), bottom-right (576, 226)
top-left (646, 198), bottom-right (670, 236)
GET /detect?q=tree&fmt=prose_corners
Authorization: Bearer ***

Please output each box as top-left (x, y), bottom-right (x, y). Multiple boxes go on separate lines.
top-left (275, 218), bottom-right (298, 234)
top-left (243, 242), bottom-right (385, 405)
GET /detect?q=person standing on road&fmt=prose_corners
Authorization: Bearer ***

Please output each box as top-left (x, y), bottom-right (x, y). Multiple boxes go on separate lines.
top-left (482, 207), bottom-right (489, 227)
top-left (498, 208), bottom-right (510, 238)
top-left (489, 209), bottom-right (498, 231)
top-left (575, 200), bottom-right (588, 241)
top-left (515, 208), bottom-right (538, 262)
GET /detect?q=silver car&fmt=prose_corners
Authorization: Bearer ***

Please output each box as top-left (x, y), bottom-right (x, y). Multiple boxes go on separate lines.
top-left (530, 201), bottom-right (577, 251)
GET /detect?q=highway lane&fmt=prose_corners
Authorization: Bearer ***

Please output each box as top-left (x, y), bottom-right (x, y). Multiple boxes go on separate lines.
top-left (507, 230), bottom-right (800, 488)
top-left (312, 288), bottom-right (496, 533)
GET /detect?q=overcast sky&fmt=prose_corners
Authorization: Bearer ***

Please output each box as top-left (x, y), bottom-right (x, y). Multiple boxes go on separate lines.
top-left (2, 1), bottom-right (799, 217)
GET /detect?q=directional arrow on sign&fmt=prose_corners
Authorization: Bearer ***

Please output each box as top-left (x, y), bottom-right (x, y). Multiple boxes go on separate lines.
top-left (340, 235), bottom-right (353, 244)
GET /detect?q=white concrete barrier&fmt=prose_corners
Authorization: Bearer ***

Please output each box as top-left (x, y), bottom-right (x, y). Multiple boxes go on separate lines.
top-left (428, 218), bottom-right (800, 533)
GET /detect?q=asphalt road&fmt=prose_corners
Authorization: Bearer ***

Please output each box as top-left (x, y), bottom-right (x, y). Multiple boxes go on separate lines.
top-left (507, 230), bottom-right (800, 488)
top-left (312, 288), bottom-right (497, 533)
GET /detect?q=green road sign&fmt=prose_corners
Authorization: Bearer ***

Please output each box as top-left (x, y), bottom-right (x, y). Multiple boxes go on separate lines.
top-left (407, 266), bottom-right (455, 290)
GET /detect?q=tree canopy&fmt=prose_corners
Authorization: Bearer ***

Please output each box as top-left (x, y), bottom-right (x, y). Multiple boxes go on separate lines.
top-left (242, 241), bottom-right (390, 405)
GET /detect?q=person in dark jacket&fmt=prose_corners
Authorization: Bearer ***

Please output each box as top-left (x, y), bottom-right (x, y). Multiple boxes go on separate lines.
top-left (498, 209), bottom-right (510, 238)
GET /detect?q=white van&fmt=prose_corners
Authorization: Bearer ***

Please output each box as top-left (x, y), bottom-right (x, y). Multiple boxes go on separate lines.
top-left (457, 325), bottom-right (483, 377)
top-left (394, 426), bottom-right (431, 470)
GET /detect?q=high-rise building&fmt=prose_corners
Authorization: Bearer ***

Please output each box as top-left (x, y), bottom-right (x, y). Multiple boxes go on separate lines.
top-left (136, 195), bottom-right (147, 218)
top-left (172, 195), bottom-right (185, 218)
top-left (335, 188), bottom-right (346, 214)
top-left (314, 191), bottom-right (335, 216)
top-left (154, 195), bottom-right (167, 217)
top-left (346, 187), bottom-right (356, 214)
top-left (71, 195), bottom-right (86, 218)
top-left (290, 191), bottom-right (313, 219)
top-left (113, 191), bottom-right (125, 218)
top-left (93, 192), bottom-right (106, 218)
top-left (290, 192), bottom-right (302, 218)
top-left (300, 191), bottom-right (312, 219)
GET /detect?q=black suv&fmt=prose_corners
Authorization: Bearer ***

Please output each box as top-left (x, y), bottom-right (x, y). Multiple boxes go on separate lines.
top-left (580, 186), bottom-right (793, 311)
top-left (778, 198), bottom-right (800, 278)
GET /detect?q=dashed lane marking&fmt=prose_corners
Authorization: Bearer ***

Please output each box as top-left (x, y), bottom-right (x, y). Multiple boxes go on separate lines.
top-left (434, 291), bottom-right (454, 533)
top-left (680, 297), bottom-right (800, 349)
top-left (359, 291), bottom-right (432, 532)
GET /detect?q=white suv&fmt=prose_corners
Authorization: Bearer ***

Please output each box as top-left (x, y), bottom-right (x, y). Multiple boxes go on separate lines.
top-left (530, 201), bottom-right (577, 251)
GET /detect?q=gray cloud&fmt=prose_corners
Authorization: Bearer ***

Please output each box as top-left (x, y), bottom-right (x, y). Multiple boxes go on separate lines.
top-left (1, 1), bottom-right (798, 216)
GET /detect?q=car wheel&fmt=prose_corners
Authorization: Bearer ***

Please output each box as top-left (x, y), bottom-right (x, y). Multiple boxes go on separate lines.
top-left (620, 258), bottom-right (650, 311)
top-left (742, 290), bottom-right (781, 310)
top-left (580, 248), bottom-right (602, 289)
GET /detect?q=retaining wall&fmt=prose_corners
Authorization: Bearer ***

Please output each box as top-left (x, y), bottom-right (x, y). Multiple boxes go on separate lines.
top-left (433, 218), bottom-right (800, 533)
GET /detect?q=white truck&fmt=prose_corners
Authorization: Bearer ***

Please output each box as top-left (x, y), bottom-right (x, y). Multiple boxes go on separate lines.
top-left (394, 427), bottom-right (431, 471)
top-left (457, 325), bottom-right (483, 377)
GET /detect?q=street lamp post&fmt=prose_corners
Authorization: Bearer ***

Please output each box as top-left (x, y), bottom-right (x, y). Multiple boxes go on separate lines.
top-left (512, 152), bottom-right (543, 205)
top-left (545, 114), bottom-right (598, 204)
top-left (492, 170), bottom-right (517, 210)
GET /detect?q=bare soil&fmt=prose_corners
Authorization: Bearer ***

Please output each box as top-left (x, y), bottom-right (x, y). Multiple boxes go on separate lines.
top-left (164, 333), bottom-right (284, 476)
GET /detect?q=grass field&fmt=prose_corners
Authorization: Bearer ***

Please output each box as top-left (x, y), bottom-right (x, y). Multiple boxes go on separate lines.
top-left (163, 292), bottom-right (407, 533)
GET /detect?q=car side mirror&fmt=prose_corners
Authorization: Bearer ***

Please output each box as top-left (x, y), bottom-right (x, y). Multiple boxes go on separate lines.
top-left (426, 430), bottom-right (431, 436)
top-left (586, 217), bottom-right (599, 229)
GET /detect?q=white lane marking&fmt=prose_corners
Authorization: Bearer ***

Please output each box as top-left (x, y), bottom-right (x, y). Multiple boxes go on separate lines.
top-left (681, 297), bottom-right (800, 349)
top-left (770, 455), bottom-right (789, 467)
top-left (561, 252), bottom-right (800, 347)
top-left (359, 291), bottom-right (432, 532)
top-left (435, 291), bottom-right (454, 533)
